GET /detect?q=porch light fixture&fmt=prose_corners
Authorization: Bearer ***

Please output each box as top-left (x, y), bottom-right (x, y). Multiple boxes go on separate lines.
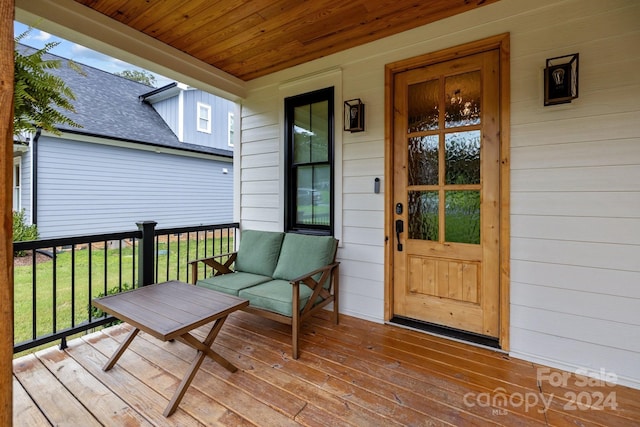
top-left (544, 53), bottom-right (579, 106)
top-left (344, 98), bottom-right (365, 132)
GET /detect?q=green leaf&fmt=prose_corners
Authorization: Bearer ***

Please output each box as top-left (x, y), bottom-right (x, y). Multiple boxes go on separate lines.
top-left (14, 28), bottom-right (83, 138)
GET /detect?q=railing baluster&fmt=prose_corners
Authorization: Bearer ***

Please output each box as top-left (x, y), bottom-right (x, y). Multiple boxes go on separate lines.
top-left (31, 249), bottom-right (37, 341)
top-left (176, 233), bottom-right (181, 281)
top-left (132, 238), bottom-right (136, 288)
top-left (13, 222), bottom-right (238, 354)
top-left (186, 232), bottom-right (191, 283)
top-left (195, 230), bottom-right (201, 280)
top-left (88, 243), bottom-right (93, 320)
top-left (103, 240), bottom-right (108, 297)
top-left (71, 245), bottom-right (76, 328)
top-left (118, 239), bottom-right (122, 291)
top-left (52, 247), bottom-right (57, 334)
top-left (166, 235), bottom-right (170, 281)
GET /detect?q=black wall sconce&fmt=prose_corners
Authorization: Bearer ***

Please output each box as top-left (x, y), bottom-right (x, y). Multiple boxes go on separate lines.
top-left (344, 98), bottom-right (365, 132)
top-left (544, 53), bottom-right (579, 106)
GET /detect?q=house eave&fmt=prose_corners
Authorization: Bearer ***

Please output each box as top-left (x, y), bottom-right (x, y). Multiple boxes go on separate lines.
top-left (140, 82), bottom-right (189, 104)
top-left (15, 0), bottom-right (246, 101)
top-left (49, 129), bottom-right (233, 162)
top-left (13, 142), bottom-right (29, 157)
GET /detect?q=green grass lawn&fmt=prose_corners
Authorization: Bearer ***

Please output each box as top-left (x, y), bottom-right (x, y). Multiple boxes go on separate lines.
top-left (13, 235), bottom-right (234, 349)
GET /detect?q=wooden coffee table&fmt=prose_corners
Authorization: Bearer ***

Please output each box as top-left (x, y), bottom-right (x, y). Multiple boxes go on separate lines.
top-left (92, 280), bottom-right (249, 416)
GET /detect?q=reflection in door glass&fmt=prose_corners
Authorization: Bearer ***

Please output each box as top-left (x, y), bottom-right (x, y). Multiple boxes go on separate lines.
top-left (445, 191), bottom-right (480, 244)
top-left (408, 80), bottom-right (439, 132)
top-left (409, 191), bottom-right (439, 241)
top-left (445, 71), bottom-right (481, 128)
top-left (408, 135), bottom-right (439, 185)
top-left (445, 131), bottom-right (480, 185)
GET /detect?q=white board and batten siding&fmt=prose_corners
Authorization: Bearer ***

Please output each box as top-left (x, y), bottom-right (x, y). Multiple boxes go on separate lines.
top-left (240, 0), bottom-right (640, 388)
top-left (35, 137), bottom-right (233, 238)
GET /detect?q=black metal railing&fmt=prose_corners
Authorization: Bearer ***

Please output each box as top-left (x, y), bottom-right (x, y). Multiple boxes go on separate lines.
top-left (13, 221), bottom-right (238, 354)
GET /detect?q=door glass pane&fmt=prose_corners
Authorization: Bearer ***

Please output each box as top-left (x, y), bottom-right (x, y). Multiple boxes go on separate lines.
top-left (445, 191), bottom-right (480, 244)
top-left (408, 79), bottom-right (439, 132)
top-left (409, 191), bottom-right (439, 241)
top-left (445, 71), bottom-right (481, 128)
top-left (445, 131), bottom-right (480, 184)
top-left (294, 101), bottom-right (329, 163)
top-left (296, 165), bottom-right (330, 226)
top-left (408, 135), bottom-right (439, 185)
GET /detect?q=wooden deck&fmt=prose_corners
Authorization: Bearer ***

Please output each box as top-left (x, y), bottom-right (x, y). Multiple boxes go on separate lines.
top-left (13, 310), bottom-right (640, 426)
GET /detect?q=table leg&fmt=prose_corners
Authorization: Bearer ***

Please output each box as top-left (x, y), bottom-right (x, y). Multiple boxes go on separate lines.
top-left (164, 316), bottom-right (234, 416)
top-left (103, 327), bottom-right (139, 371)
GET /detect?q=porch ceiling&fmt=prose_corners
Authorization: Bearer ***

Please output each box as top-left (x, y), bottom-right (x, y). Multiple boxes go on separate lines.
top-left (69, 0), bottom-right (499, 82)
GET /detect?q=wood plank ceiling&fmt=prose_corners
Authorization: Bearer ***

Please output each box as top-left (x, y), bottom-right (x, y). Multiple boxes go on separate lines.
top-left (73, 0), bottom-right (499, 81)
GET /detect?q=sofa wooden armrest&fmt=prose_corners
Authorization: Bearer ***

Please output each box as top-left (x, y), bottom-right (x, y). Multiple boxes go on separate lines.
top-left (190, 229), bottom-right (339, 359)
top-left (189, 252), bottom-right (237, 284)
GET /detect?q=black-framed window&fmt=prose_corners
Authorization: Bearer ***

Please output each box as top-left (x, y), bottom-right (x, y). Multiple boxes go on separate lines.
top-left (284, 87), bottom-right (334, 235)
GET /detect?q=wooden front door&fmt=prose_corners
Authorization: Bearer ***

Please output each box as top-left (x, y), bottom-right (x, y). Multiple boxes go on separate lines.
top-left (392, 49), bottom-right (502, 339)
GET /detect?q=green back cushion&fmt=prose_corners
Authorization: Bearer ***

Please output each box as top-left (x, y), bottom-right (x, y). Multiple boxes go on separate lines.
top-left (272, 234), bottom-right (337, 281)
top-left (234, 230), bottom-right (285, 276)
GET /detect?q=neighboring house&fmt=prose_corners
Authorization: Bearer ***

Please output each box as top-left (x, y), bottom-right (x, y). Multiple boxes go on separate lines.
top-left (7, 0), bottom-right (640, 393)
top-left (12, 45), bottom-right (236, 238)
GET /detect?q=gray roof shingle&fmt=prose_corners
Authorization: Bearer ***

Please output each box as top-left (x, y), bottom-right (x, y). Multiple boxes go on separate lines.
top-left (17, 44), bottom-right (231, 158)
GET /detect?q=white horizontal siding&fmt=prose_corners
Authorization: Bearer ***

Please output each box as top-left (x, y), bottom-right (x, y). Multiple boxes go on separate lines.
top-left (36, 137), bottom-right (233, 237)
top-left (511, 191), bottom-right (640, 218)
top-left (512, 215), bottom-right (640, 245)
top-left (239, 85), bottom-right (282, 231)
top-left (241, 0), bottom-right (640, 388)
top-left (511, 260), bottom-right (640, 299)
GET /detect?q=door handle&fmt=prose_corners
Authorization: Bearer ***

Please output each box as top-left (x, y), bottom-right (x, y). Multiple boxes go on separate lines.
top-left (395, 219), bottom-right (404, 251)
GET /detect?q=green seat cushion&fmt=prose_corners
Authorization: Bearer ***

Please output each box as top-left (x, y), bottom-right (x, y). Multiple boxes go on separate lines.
top-left (196, 272), bottom-right (272, 296)
top-left (234, 230), bottom-right (285, 277)
top-left (272, 234), bottom-right (337, 281)
top-left (239, 279), bottom-right (317, 317)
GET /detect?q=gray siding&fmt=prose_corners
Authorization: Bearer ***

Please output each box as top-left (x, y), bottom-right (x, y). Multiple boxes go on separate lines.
top-left (183, 90), bottom-right (234, 149)
top-left (35, 136), bottom-right (233, 238)
top-left (151, 96), bottom-right (180, 140)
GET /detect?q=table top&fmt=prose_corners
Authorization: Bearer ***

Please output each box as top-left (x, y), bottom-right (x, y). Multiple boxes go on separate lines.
top-left (92, 280), bottom-right (249, 341)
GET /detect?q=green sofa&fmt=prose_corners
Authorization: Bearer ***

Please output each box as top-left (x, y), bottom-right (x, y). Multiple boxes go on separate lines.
top-left (189, 229), bottom-right (340, 359)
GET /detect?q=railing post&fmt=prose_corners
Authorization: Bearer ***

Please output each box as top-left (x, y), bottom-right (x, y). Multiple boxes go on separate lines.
top-left (137, 221), bottom-right (157, 287)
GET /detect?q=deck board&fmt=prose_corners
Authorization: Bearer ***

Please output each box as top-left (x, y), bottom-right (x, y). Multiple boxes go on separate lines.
top-left (13, 311), bottom-right (640, 426)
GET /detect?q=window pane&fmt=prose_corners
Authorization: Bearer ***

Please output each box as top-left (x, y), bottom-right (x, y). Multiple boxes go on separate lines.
top-left (294, 105), bottom-right (311, 163)
top-left (294, 101), bottom-right (329, 164)
top-left (445, 131), bottom-right (480, 185)
top-left (445, 71), bottom-right (481, 128)
top-left (310, 101), bottom-right (329, 162)
top-left (445, 191), bottom-right (480, 244)
top-left (296, 165), bottom-right (330, 226)
top-left (408, 79), bottom-right (439, 132)
top-left (286, 86), bottom-right (333, 234)
top-left (408, 135), bottom-right (439, 186)
top-left (408, 191), bottom-right (439, 241)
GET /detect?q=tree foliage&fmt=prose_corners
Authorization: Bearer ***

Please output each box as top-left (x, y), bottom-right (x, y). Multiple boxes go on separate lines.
top-left (115, 69), bottom-right (156, 86)
top-left (14, 30), bottom-right (82, 139)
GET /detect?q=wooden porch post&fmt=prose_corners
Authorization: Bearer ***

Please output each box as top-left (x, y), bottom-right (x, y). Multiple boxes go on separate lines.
top-left (0, 0), bottom-right (15, 425)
